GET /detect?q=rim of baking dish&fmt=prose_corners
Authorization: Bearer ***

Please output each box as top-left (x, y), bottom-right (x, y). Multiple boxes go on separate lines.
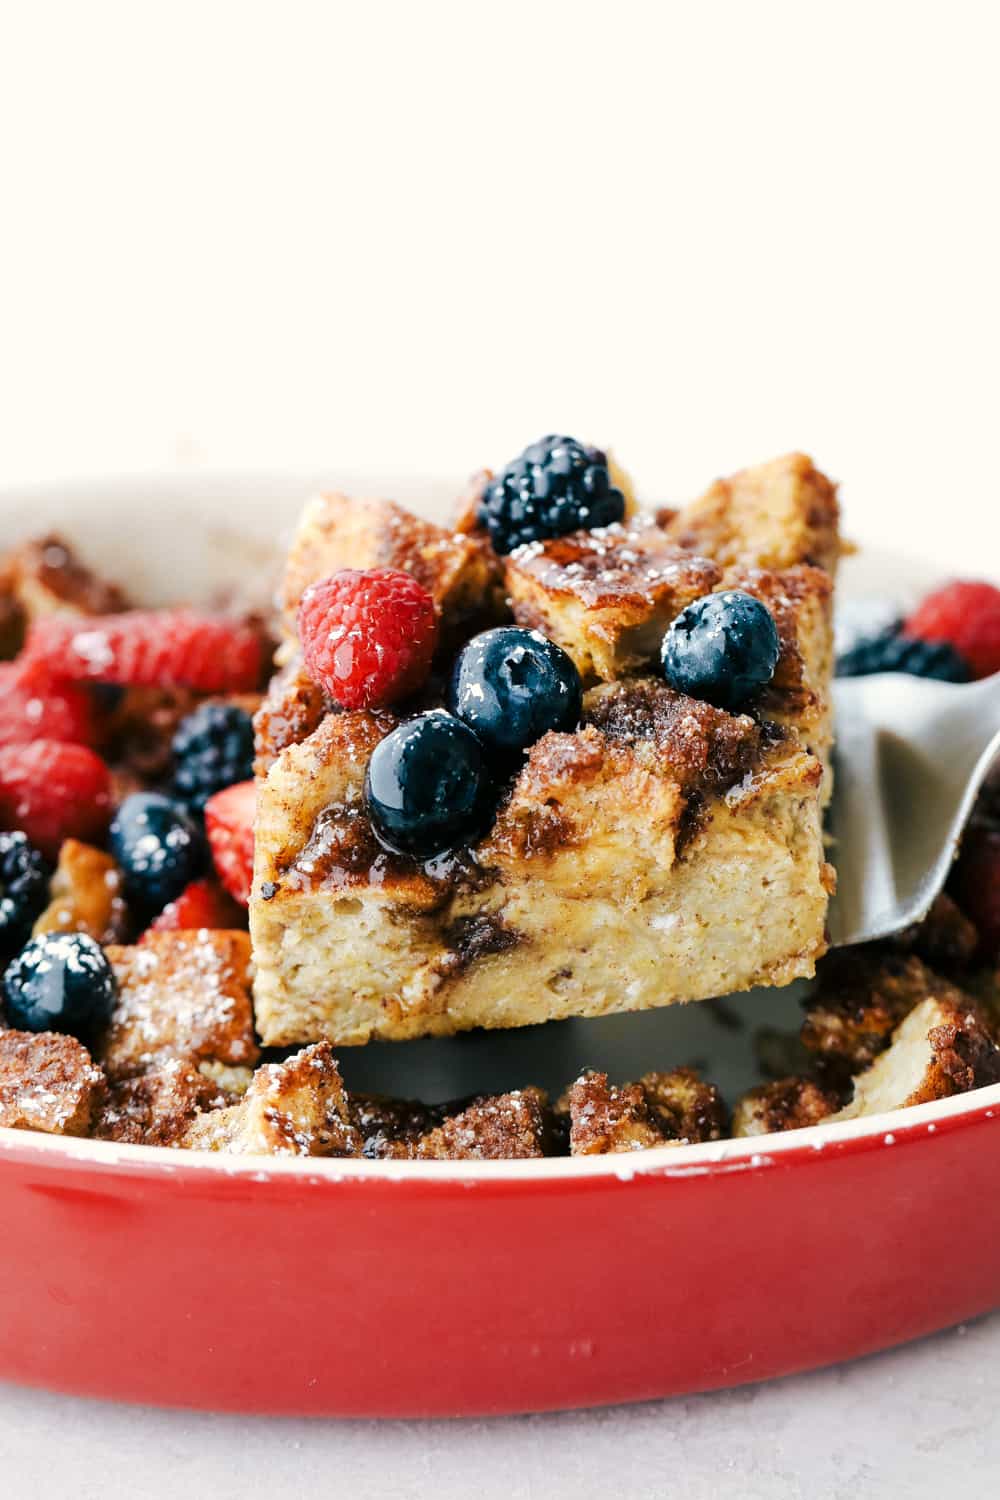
top-left (2, 1081), bottom-right (999, 1186)
top-left (0, 471), bottom-right (995, 1187)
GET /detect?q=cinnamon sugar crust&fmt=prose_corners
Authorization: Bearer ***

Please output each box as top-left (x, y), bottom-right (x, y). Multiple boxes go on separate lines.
top-left (0, 1030), bottom-right (106, 1136)
top-left (413, 1087), bottom-right (552, 1160)
top-left (800, 952), bottom-right (959, 1074)
top-left (254, 653), bottom-right (333, 775)
top-left (662, 452), bottom-right (841, 574)
top-left (583, 679), bottom-right (772, 799)
top-left (561, 1067), bottom-right (726, 1154)
top-left (181, 1042), bottom-right (360, 1157)
top-left (32, 839), bottom-right (129, 946)
top-left (95, 1058), bottom-right (228, 1146)
top-left (280, 492), bottom-right (506, 646)
top-left (732, 1077), bottom-right (840, 1138)
top-left (100, 930), bottom-right (260, 1080)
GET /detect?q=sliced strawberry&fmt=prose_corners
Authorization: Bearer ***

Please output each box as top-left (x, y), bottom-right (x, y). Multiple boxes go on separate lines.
top-left (24, 609), bottom-right (263, 693)
top-left (0, 740), bottom-right (113, 859)
top-left (204, 780), bottom-right (255, 906)
top-left (0, 659), bottom-right (98, 747)
top-left (146, 876), bottom-right (246, 936)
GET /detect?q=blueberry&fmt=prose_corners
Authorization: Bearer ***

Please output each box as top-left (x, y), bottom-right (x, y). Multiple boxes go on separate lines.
top-left (172, 701), bottom-right (255, 811)
top-left (364, 711), bottom-right (493, 859)
top-left (662, 591), bottom-right (781, 710)
top-left (448, 627), bottom-right (582, 756)
top-left (3, 931), bottom-right (117, 1035)
top-left (109, 792), bottom-right (207, 915)
top-left (478, 435), bottom-right (626, 554)
top-left (0, 831), bottom-right (49, 956)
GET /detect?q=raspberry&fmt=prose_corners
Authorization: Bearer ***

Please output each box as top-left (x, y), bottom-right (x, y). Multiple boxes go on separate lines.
top-left (951, 825), bottom-right (1000, 962)
top-left (24, 609), bottom-right (263, 693)
top-left (204, 780), bottom-right (255, 906)
top-left (0, 659), bottom-right (98, 745)
top-left (905, 581), bottom-right (1000, 680)
top-left (298, 569), bottom-right (439, 709)
top-left (0, 741), bottom-right (113, 859)
top-left (146, 877), bottom-right (245, 936)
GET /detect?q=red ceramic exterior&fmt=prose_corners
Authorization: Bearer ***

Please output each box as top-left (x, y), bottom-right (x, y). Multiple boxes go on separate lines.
top-left (2, 1088), bottom-right (999, 1416)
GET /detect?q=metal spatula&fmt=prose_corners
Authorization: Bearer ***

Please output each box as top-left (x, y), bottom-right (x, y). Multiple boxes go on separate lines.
top-left (827, 671), bottom-right (1000, 947)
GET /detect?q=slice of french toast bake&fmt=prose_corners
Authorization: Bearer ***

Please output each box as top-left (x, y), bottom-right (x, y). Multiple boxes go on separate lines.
top-left (251, 447), bottom-right (840, 1045)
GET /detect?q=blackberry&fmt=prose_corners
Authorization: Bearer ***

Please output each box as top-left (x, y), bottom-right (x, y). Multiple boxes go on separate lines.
top-left (479, 435), bottom-right (626, 554)
top-left (172, 702), bottom-right (255, 811)
top-left (836, 628), bottom-right (970, 682)
top-left (110, 792), bottom-right (208, 916)
top-left (364, 710), bottom-right (493, 859)
top-left (448, 627), bottom-right (582, 756)
top-left (662, 591), bottom-right (781, 710)
top-left (3, 931), bottom-right (117, 1036)
top-left (0, 831), bottom-right (49, 955)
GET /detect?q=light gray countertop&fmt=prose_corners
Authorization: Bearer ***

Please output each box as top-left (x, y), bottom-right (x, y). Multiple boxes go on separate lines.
top-left (3, 1311), bottom-right (997, 1499)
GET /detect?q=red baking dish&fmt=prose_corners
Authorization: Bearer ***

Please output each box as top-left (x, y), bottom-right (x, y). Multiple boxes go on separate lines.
top-left (0, 472), bottom-right (997, 1416)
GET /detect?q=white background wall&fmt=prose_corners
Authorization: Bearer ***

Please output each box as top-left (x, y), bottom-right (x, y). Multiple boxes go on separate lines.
top-left (1, 1), bottom-right (998, 567)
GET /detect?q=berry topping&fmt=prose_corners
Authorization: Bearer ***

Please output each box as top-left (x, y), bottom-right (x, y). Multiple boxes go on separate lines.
top-left (204, 780), bottom-right (256, 906)
top-left (0, 659), bottom-right (97, 746)
top-left (661, 591), bottom-right (781, 710)
top-left (904, 580), bottom-right (1000, 680)
top-left (836, 627), bottom-right (970, 682)
top-left (147, 876), bottom-right (245, 935)
top-left (0, 741), bottom-right (113, 859)
top-left (364, 711), bottom-right (492, 858)
top-left (109, 793), bottom-right (207, 917)
top-left (448, 627), bottom-right (582, 756)
top-left (298, 569), bottom-right (439, 710)
top-left (0, 831), bottom-right (49, 954)
top-left (24, 609), bottom-right (263, 692)
top-left (3, 931), bottom-right (117, 1036)
top-left (952, 824), bottom-right (1000, 962)
top-left (172, 702), bottom-right (255, 811)
top-left (479, 435), bottom-right (626, 554)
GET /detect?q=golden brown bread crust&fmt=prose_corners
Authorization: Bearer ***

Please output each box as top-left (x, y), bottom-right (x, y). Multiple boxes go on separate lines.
top-left (0, 1030), bottom-right (106, 1136)
top-left (413, 1087), bottom-right (552, 1160)
top-left (100, 931), bottom-right (260, 1081)
top-left (0, 533), bottom-right (130, 655)
top-left (748, 955), bottom-right (1000, 1134)
top-left (562, 1071), bottom-right (665, 1154)
top-left (251, 454), bottom-right (838, 1045)
top-left (800, 953), bottom-right (959, 1074)
top-left (561, 1067), bottom-right (727, 1154)
top-left (732, 1077), bottom-right (840, 1138)
top-left (95, 1059), bottom-right (228, 1146)
top-left (279, 491), bottom-right (506, 645)
top-left (254, 654), bottom-right (333, 775)
top-left (181, 1042), bottom-right (359, 1156)
top-left (505, 517), bottom-right (722, 682)
top-left (830, 990), bottom-right (1000, 1120)
top-left (32, 839), bottom-right (129, 945)
top-left (252, 695), bottom-right (831, 1043)
top-left (662, 452), bottom-right (841, 574)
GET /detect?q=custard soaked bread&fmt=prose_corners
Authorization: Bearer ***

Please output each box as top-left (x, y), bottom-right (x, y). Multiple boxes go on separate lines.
top-left (251, 449), bottom-right (840, 1046)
